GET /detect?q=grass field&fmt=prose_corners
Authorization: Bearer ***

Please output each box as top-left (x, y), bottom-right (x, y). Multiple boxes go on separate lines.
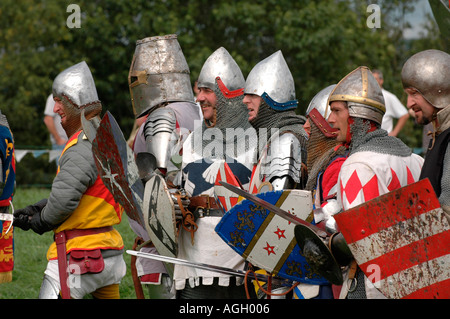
top-left (0, 187), bottom-right (141, 299)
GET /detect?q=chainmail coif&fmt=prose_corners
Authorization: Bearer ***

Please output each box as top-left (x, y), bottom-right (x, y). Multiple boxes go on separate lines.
top-left (249, 99), bottom-right (308, 163)
top-left (305, 120), bottom-right (347, 191)
top-left (349, 118), bottom-right (412, 157)
top-left (191, 81), bottom-right (256, 161)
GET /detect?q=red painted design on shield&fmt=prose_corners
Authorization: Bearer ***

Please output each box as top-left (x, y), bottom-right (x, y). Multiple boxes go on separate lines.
top-left (263, 242), bottom-right (276, 256)
top-left (274, 227), bottom-right (286, 240)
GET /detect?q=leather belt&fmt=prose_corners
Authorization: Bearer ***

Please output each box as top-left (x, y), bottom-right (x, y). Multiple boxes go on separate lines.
top-left (189, 195), bottom-right (219, 210)
top-left (188, 195), bottom-right (223, 219)
top-left (54, 226), bottom-right (113, 299)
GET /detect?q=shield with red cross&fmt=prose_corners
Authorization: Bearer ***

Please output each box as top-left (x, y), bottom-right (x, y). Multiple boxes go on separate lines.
top-left (91, 111), bottom-right (145, 227)
top-left (215, 189), bottom-right (329, 284)
top-left (334, 178), bottom-right (450, 299)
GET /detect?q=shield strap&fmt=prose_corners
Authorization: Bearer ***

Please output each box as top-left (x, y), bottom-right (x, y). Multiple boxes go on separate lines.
top-left (173, 192), bottom-right (197, 244)
top-left (130, 237), bottom-right (146, 299)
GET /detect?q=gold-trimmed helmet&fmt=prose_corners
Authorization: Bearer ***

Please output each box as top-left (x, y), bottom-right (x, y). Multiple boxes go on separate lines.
top-left (328, 66), bottom-right (385, 125)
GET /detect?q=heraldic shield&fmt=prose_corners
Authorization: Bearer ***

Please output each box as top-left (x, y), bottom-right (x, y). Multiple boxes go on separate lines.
top-left (334, 178), bottom-right (450, 299)
top-left (214, 161), bottom-right (243, 212)
top-left (91, 111), bottom-right (145, 227)
top-left (215, 190), bottom-right (329, 285)
top-left (142, 174), bottom-right (178, 258)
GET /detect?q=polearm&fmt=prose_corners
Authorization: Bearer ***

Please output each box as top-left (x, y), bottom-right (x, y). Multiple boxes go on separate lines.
top-left (126, 250), bottom-right (294, 287)
top-left (219, 181), bottom-right (329, 238)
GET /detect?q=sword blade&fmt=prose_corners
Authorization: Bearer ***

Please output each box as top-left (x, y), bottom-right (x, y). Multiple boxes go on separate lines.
top-left (219, 181), bottom-right (329, 238)
top-left (126, 250), bottom-right (293, 287)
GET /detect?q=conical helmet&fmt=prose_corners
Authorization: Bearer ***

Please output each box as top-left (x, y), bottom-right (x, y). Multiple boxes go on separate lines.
top-left (128, 34), bottom-right (194, 118)
top-left (52, 61), bottom-right (100, 108)
top-left (197, 47), bottom-right (245, 93)
top-left (306, 84), bottom-right (336, 119)
top-left (401, 49), bottom-right (450, 109)
top-left (244, 50), bottom-right (297, 111)
top-left (328, 66), bottom-right (385, 125)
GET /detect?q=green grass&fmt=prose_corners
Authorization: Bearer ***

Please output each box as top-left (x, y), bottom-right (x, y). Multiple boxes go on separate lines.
top-left (0, 187), bottom-right (140, 299)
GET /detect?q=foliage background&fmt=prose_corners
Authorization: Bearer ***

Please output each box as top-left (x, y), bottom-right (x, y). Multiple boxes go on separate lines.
top-left (0, 0), bottom-right (447, 299)
top-left (0, 0), bottom-right (446, 185)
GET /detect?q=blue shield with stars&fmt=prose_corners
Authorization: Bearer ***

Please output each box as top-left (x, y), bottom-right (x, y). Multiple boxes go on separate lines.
top-left (215, 190), bottom-right (329, 284)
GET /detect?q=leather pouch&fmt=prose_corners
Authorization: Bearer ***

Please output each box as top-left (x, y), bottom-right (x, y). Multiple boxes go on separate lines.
top-left (69, 249), bottom-right (104, 275)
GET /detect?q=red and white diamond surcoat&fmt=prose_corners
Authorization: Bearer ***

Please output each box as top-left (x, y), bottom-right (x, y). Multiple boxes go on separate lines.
top-left (338, 151), bottom-right (424, 210)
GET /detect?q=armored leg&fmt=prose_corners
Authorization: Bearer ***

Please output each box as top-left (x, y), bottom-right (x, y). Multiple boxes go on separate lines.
top-left (146, 274), bottom-right (175, 299)
top-left (39, 274), bottom-right (61, 299)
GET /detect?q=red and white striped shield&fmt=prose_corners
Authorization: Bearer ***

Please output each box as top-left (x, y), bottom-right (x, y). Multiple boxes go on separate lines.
top-left (334, 178), bottom-right (450, 299)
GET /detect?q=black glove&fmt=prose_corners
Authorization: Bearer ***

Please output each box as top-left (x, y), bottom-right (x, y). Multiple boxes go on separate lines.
top-left (13, 199), bottom-right (48, 231)
top-left (29, 211), bottom-right (54, 235)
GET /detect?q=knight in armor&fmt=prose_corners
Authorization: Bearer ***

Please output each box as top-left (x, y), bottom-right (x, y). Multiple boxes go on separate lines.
top-left (175, 47), bottom-right (257, 299)
top-left (401, 49), bottom-right (450, 223)
top-left (243, 51), bottom-right (331, 299)
top-left (322, 66), bottom-right (424, 299)
top-left (0, 111), bottom-right (15, 283)
top-left (243, 51), bottom-right (308, 194)
top-left (13, 61), bottom-right (126, 299)
top-left (304, 85), bottom-right (348, 243)
top-left (127, 34), bottom-right (201, 299)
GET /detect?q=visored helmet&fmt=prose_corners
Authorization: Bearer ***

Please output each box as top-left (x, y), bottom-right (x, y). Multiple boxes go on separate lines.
top-left (129, 34), bottom-right (194, 118)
